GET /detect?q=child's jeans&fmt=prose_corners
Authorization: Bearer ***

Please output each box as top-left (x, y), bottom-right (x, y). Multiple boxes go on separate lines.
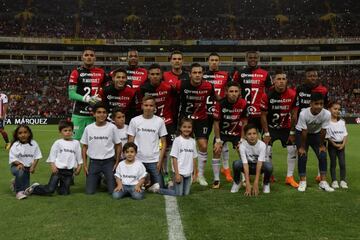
top-left (159, 175), bottom-right (192, 196)
top-left (86, 157), bottom-right (116, 194)
top-left (112, 185), bottom-right (144, 200)
top-left (10, 165), bottom-right (30, 193)
top-left (33, 169), bottom-right (74, 195)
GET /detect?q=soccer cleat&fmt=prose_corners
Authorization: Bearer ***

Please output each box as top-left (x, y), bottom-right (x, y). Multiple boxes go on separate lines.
top-left (331, 181), bottom-right (339, 189)
top-left (24, 182), bottom-right (40, 195)
top-left (315, 175), bottom-right (321, 183)
top-left (5, 142), bottom-right (11, 151)
top-left (148, 183), bottom-right (160, 193)
top-left (339, 180), bottom-right (348, 189)
top-left (16, 191), bottom-right (27, 200)
top-left (212, 181), bottom-right (220, 189)
top-left (197, 176), bottom-right (208, 186)
top-left (285, 176), bottom-right (299, 188)
top-left (221, 168), bottom-right (233, 182)
top-left (10, 178), bottom-right (15, 192)
top-left (263, 184), bottom-right (270, 193)
top-left (230, 182), bottom-right (241, 193)
top-left (298, 181), bottom-right (307, 192)
top-left (319, 181), bottom-right (335, 192)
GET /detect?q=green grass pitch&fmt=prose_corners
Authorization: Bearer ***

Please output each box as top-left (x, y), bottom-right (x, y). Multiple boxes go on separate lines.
top-left (0, 125), bottom-right (359, 240)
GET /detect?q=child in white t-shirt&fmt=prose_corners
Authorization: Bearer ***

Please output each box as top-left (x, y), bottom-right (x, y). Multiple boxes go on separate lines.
top-left (159, 118), bottom-right (197, 196)
top-left (112, 142), bottom-right (147, 200)
top-left (127, 95), bottom-right (167, 191)
top-left (112, 108), bottom-right (128, 161)
top-left (25, 120), bottom-right (83, 196)
top-left (9, 125), bottom-right (42, 200)
top-left (81, 103), bottom-right (121, 194)
top-left (326, 102), bottom-right (348, 189)
top-left (231, 124), bottom-right (273, 196)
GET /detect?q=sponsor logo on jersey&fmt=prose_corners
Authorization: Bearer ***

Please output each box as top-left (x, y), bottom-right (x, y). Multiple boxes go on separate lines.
top-left (107, 95), bottom-right (130, 101)
top-left (270, 98), bottom-right (292, 104)
top-left (17, 153), bottom-right (34, 158)
top-left (241, 73), bottom-right (264, 78)
top-left (59, 148), bottom-right (76, 154)
top-left (137, 128), bottom-right (156, 133)
top-left (180, 148), bottom-right (194, 153)
top-left (89, 136), bottom-right (109, 141)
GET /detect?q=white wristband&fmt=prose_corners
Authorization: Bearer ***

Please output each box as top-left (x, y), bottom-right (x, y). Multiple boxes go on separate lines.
top-left (263, 132), bottom-right (270, 137)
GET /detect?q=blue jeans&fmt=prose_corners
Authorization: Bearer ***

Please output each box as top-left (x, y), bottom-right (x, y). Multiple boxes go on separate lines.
top-left (143, 162), bottom-right (164, 188)
top-left (33, 169), bottom-right (73, 195)
top-left (112, 185), bottom-right (144, 200)
top-left (159, 175), bottom-right (192, 196)
top-left (296, 131), bottom-right (327, 177)
top-left (10, 165), bottom-right (30, 193)
top-left (86, 157), bottom-right (116, 194)
top-left (233, 160), bottom-right (273, 184)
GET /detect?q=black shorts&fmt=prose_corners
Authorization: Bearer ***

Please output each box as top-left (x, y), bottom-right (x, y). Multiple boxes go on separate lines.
top-left (0, 119), bottom-right (5, 129)
top-left (248, 117), bottom-right (262, 132)
top-left (268, 128), bottom-right (291, 147)
top-left (214, 135), bottom-right (240, 149)
top-left (166, 124), bottom-right (177, 146)
top-left (193, 119), bottom-right (210, 139)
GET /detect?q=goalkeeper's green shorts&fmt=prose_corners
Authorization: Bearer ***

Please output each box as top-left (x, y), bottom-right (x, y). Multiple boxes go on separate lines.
top-left (71, 114), bottom-right (95, 140)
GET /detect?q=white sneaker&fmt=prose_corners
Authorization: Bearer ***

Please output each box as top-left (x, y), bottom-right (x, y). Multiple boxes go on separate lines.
top-left (331, 181), bottom-right (339, 189)
top-left (298, 181), bottom-right (307, 192)
top-left (197, 176), bottom-right (208, 186)
top-left (230, 182), bottom-right (241, 193)
top-left (340, 180), bottom-right (348, 189)
top-left (24, 182), bottom-right (40, 195)
top-left (16, 191), bottom-right (27, 200)
top-left (148, 183), bottom-right (160, 193)
top-left (319, 181), bottom-right (335, 192)
top-left (263, 184), bottom-right (270, 194)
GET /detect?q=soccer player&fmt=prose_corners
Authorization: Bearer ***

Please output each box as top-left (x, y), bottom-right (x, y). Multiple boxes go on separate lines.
top-left (233, 51), bottom-right (272, 130)
top-left (125, 49), bottom-right (147, 89)
top-left (176, 63), bottom-right (215, 186)
top-left (102, 68), bottom-right (138, 123)
top-left (163, 50), bottom-right (190, 85)
top-left (139, 64), bottom-right (177, 179)
top-left (0, 91), bottom-right (10, 149)
top-left (260, 69), bottom-right (298, 188)
top-left (212, 81), bottom-right (248, 188)
top-left (295, 93), bottom-right (334, 192)
top-left (68, 47), bottom-right (106, 140)
top-left (203, 52), bottom-right (232, 182)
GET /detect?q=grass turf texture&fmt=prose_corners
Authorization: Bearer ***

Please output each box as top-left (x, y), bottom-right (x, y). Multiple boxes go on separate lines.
top-left (0, 125), bottom-right (359, 240)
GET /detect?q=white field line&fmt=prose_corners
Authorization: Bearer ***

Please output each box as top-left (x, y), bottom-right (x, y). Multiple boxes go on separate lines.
top-left (164, 195), bottom-right (186, 240)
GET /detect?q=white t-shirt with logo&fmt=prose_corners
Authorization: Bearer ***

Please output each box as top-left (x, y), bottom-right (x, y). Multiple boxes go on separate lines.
top-left (239, 140), bottom-right (266, 164)
top-left (127, 115), bottom-right (168, 163)
top-left (81, 122), bottom-right (121, 159)
top-left (170, 135), bottom-right (198, 177)
top-left (296, 107), bottom-right (331, 134)
top-left (9, 140), bottom-right (43, 167)
top-left (114, 160), bottom-right (147, 185)
top-left (47, 139), bottom-right (83, 169)
top-left (116, 124), bottom-right (128, 159)
top-left (326, 119), bottom-right (348, 142)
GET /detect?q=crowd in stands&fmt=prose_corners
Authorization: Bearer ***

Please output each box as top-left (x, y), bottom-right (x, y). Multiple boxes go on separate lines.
top-left (0, 0), bottom-right (359, 40)
top-left (0, 66), bottom-right (359, 118)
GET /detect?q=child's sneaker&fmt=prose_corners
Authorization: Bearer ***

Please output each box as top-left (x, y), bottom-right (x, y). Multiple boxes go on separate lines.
top-left (319, 181), bottom-right (335, 192)
top-left (24, 183), bottom-right (40, 195)
top-left (230, 182), bottom-right (241, 193)
top-left (148, 183), bottom-right (160, 193)
top-left (339, 180), bottom-right (348, 189)
top-left (298, 181), bottom-right (307, 192)
top-left (197, 176), bottom-right (208, 186)
top-left (16, 191), bottom-right (27, 200)
top-left (285, 176), bottom-right (299, 188)
top-left (331, 181), bottom-right (339, 189)
top-left (221, 168), bottom-right (233, 182)
top-left (10, 178), bottom-right (15, 192)
top-left (212, 180), bottom-right (220, 189)
top-left (263, 184), bottom-right (270, 193)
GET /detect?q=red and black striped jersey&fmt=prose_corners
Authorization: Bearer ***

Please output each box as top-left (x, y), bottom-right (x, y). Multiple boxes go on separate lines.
top-left (176, 80), bottom-right (215, 121)
top-left (213, 98), bottom-right (248, 137)
top-left (163, 70), bottom-right (190, 85)
top-left (140, 81), bottom-right (176, 125)
top-left (295, 84), bottom-right (329, 112)
top-left (68, 66), bottom-right (106, 116)
top-left (234, 66), bottom-right (272, 117)
top-left (126, 66), bottom-right (148, 89)
top-left (260, 88), bottom-right (296, 129)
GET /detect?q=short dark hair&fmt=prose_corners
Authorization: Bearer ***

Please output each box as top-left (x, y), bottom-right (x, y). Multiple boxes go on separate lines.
top-left (310, 92), bottom-right (324, 102)
top-left (111, 107), bottom-right (125, 119)
top-left (92, 102), bottom-right (107, 112)
top-left (148, 63), bottom-right (161, 71)
top-left (243, 123), bottom-right (258, 134)
top-left (83, 46), bottom-right (95, 53)
top-left (123, 142), bottom-right (138, 153)
top-left (274, 68), bottom-right (285, 75)
top-left (112, 67), bottom-right (127, 76)
top-left (190, 63), bottom-right (203, 71)
top-left (208, 52), bottom-right (220, 59)
top-left (170, 50), bottom-right (183, 59)
top-left (58, 120), bottom-right (74, 131)
top-left (142, 95), bottom-right (156, 103)
top-left (305, 67), bottom-right (318, 73)
top-left (245, 51), bottom-right (258, 57)
top-left (226, 81), bottom-right (240, 89)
